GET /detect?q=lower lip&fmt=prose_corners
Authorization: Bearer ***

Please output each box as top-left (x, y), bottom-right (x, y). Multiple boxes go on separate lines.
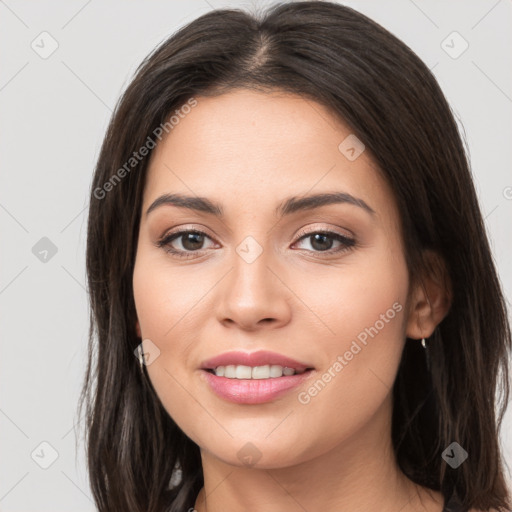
top-left (200, 369), bottom-right (314, 404)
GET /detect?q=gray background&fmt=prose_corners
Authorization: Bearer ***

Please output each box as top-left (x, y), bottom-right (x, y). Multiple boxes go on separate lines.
top-left (0, 0), bottom-right (511, 509)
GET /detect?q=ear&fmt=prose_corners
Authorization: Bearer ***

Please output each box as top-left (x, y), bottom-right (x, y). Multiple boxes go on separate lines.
top-left (135, 319), bottom-right (141, 338)
top-left (406, 250), bottom-right (452, 340)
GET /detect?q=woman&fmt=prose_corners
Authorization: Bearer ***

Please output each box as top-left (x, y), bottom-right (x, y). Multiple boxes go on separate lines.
top-left (79, 2), bottom-right (511, 511)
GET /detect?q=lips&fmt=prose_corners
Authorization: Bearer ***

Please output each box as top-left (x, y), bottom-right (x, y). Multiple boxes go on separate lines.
top-left (199, 350), bottom-right (316, 404)
top-left (200, 368), bottom-right (314, 404)
top-left (200, 350), bottom-right (314, 373)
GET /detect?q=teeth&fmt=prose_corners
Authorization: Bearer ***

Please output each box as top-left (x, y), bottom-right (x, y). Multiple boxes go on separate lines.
top-left (236, 365), bottom-right (252, 379)
top-left (213, 364), bottom-right (301, 379)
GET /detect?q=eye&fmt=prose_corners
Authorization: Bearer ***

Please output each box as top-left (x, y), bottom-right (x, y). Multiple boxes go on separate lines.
top-left (156, 229), bottom-right (216, 259)
top-left (292, 230), bottom-right (356, 255)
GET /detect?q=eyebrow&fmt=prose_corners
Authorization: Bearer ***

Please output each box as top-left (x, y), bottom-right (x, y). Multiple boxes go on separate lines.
top-left (145, 191), bottom-right (376, 218)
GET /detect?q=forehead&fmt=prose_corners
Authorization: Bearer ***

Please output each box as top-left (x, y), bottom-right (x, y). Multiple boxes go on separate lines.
top-left (143, 89), bottom-right (395, 221)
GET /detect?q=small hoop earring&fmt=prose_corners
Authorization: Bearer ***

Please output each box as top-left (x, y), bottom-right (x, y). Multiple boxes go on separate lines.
top-left (137, 343), bottom-right (145, 373)
top-left (420, 337), bottom-right (431, 371)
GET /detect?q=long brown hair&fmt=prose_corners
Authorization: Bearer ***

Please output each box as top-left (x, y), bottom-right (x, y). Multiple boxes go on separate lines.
top-left (78, 2), bottom-right (512, 510)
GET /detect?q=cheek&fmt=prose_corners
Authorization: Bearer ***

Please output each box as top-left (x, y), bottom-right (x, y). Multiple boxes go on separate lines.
top-left (290, 242), bottom-right (409, 444)
top-left (291, 232), bottom-right (408, 359)
top-left (132, 247), bottom-right (208, 342)
top-left (132, 250), bottom-right (218, 440)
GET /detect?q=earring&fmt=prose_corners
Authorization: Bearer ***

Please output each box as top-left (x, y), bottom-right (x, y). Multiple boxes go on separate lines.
top-left (137, 343), bottom-right (145, 373)
top-left (421, 337), bottom-right (431, 371)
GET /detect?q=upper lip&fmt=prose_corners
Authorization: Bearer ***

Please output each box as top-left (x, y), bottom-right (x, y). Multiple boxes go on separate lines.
top-left (200, 350), bottom-right (314, 372)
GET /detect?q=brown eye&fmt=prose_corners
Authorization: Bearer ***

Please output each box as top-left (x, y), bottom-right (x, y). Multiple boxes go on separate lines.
top-left (177, 232), bottom-right (206, 251)
top-left (293, 230), bottom-right (355, 255)
top-left (156, 229), bottom-right (215, 259)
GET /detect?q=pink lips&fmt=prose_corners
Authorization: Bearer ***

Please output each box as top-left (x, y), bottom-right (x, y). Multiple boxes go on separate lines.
top-left (199, 350), bottom-right (315, 404)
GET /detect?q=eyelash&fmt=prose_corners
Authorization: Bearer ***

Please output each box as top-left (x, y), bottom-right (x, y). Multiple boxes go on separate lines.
top-left (156, 227), bottom-right (356, 260)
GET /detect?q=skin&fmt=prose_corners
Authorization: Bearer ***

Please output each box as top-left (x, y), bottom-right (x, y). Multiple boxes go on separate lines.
top-left (132, 89), bottom-right (454, 512)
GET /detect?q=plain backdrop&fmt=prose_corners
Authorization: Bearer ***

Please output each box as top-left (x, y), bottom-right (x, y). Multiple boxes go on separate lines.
top-left (0, 0), bottom-right (511, 510)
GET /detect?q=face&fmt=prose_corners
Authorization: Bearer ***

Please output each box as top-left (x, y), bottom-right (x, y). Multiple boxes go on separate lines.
top-left (132, 89), bottom-right (412, 468)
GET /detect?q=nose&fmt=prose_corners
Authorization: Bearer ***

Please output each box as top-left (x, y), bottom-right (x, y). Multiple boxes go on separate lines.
top-left (215, 243), bottom-right (292, 331)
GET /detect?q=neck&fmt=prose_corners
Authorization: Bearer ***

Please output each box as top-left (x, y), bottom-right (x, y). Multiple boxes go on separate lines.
top-left (193, 395), bottom-right (444, 512)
